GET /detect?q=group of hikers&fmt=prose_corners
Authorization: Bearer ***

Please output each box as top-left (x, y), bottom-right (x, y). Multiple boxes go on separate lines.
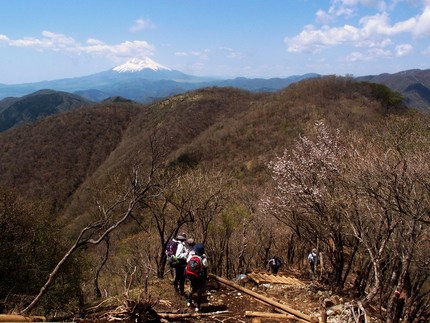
top-left (166, 233), bottom-right (320, 312)
top-left (165, 233), bottom-right (208, 312)
top-left (268, 248), bottom-right (320, 276)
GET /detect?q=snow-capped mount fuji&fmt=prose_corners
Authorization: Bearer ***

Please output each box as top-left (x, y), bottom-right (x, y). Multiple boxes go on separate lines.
top-left (112, 57), bottom-right (171, 73)
top-left (106, 57), bottom-right (202, 82)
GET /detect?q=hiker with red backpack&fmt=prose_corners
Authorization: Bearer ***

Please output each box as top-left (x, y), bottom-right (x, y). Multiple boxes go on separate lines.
top-left (186, 243), bottom-right (208, 312)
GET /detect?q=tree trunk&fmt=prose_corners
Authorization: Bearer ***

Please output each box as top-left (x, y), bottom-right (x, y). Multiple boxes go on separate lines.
top-left (333, 234), bottom-right (345, 288)
top-left (237, 218), bottom-right (248, 274)
top-left (362, 259), bottom-right (382, 308)
top-left (94, 236), bottom-right (110, 298)
top-left (341, 237), bottom-right (359, 289)
top-left (386, 255), bottom-right (412, 323)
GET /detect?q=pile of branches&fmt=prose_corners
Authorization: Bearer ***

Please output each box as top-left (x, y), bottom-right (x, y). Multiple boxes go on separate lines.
top-left (82, 292), bottom-right (160, 323)
top-left (99, 298), bottom-right (159, 322)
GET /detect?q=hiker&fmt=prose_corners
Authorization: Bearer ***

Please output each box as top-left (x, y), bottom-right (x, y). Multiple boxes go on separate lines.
top-left (185, 238), bottom-right (196, 260)
top-left (172, 233), bottom-right (188, 295)
top-left (165, 236), bottom-right (180, 277)
top-left (267, 256), bottom-right (282, 274)
top-left (186, 243), bottom-right (208, 312)
top-left (307, 248), bottom-right (319, 275)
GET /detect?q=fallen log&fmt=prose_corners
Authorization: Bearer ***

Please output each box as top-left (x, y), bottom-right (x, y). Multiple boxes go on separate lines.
top-left (209, 274), bottom-right (313, 322)
top-left (158, 310), bottom-right (229, 319)
top-left (0, 314), bottom-right (46, 322)
top-left (245, 310), bottom-right (297, 319)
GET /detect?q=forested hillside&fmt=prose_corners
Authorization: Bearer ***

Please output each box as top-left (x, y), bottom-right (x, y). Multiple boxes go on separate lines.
top-left (358, 69), bottom-right (430, 111)
top-left (0, 90), bottom-right (92, 132)
top-left (0, 103), bottom-right (140, 209)
top-left (0, 77), bottom-right (428, 322)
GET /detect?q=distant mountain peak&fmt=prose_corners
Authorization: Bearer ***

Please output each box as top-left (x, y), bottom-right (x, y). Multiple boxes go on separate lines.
top-left (112, 57), bottom-right (171, 73)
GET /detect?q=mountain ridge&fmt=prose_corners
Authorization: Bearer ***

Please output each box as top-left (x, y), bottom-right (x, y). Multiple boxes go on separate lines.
top-left (356, 69), bottom-right (430, 110)
top-left (0, 58), bottom-right (428, 110)
top-left (0, 58), bottom-right (320, 102)
top-left (0, 89), bottom-right (92, 132)
top-left (0, 77), bottom-right (408, 220)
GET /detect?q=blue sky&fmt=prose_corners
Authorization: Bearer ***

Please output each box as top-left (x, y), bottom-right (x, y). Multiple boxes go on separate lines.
top-left (0, 0), bottom-right (429, 84)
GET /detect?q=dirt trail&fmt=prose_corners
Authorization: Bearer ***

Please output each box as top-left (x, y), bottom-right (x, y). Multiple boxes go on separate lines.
top-left (154, 272), bottom-right (324, 322)
top-left (78, 271), bottom-right (373, 322)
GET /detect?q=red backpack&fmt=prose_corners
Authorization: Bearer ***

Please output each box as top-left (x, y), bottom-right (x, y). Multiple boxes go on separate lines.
top-left (185, 255), bottom-right (203, 279)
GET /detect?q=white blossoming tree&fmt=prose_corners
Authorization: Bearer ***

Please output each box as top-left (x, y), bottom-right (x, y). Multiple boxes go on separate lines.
top-left (263, 120), bottom-right (353, 287)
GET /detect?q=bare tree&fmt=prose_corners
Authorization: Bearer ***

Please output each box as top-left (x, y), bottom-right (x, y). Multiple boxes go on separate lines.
top-left (94, 236), bottom-right (110, 298)
top-left (346, 117), bottom-right (430, 321)
top-left (143, 168), bottom-right (229, 278)
top-left (21, 138), bottom-right (162, 314)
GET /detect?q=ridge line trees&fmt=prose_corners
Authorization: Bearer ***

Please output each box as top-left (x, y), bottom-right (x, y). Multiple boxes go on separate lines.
top-left (262, 117), bottom-right (430, 321)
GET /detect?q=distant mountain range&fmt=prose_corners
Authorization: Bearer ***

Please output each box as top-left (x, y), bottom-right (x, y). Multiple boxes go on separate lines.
top-left (0, 57), bottom-right (319, 103)
top-left (356, 69), bottom-right (430, 111)
top-left (0, 58), bottom-right (429, 133)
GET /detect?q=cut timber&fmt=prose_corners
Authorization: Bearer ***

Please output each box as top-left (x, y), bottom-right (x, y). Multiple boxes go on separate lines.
top-left (157, 310), bottom-right (229, 319)
top-left (246, 310), bottom-right (297, 319)
top-left (209, 274), bottom-right (312, 322)
top-left (274, 309), bottom-right (317, 323)
top-left (0, 314), bottom-right (46, 322)
top-left (247, 272), bottom-right (305, 285)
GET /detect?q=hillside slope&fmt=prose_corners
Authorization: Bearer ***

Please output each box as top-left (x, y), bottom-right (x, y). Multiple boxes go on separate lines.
top-left (357, 69), bottom-right (430, 111)
top-left (0, 90), bottom-right (93, 132)
top-left (0, 102), bottom-right (140, 210)
top-left (0, 77), bottom-right (408, 220)
top-left (63, 78), bottom-right (407, 223)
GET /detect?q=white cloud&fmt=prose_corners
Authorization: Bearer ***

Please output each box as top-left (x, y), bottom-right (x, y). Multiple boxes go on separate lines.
top-left (346, 51), bottom-right (367, 61)
top-left (9, 37), bottom-right (44, 48)
top-left (129, 18), bottom-right (155, 33)
top-left (219, 47), bottom-right (243, 59)
top-left (286, 3), bottom-right (430, 53)
top-left (4, 31), bottom-right (77, 49)
top-left (78, 40), bottom-right (154, 61)
top-left (175, 49), bottom-right (209, 60)
top-left (0, 31), bottom-right (155, 61)
top-left (395, 43), bottom-right (413, 56)
top-left (422, 46), bottom-right (430, 55)
top-left (86, 38), bottom-right (104, 45)
top-left (0, 34), bottom-right (10, 42)
top-left (191, 50), bottom-right (209, 59)
top-left (356, 37), bottom-right (392, 47)
top-left (314, 0), bottom-right (383, 25)
top-left (316, 9), bottom-right (333, 25)
top-left (327, 0), bottom-right (388, 18)
top-left (286, 24), bottom-right (361, 53)
top-left (359, 12), bottom-right (417, 36)
top-left (411, 4), bottom-right (430, 36)
top-left (368, 47), bottom-right (391, 57)
top-left (345, 46), bottom-right (391, 61)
